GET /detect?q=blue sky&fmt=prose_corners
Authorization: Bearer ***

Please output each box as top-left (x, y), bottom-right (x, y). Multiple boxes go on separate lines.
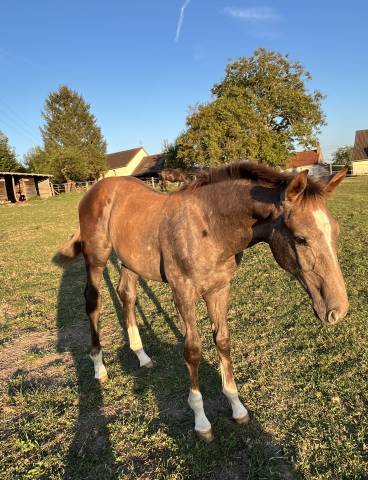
top-left (1, 0), bottom-right (367, 161)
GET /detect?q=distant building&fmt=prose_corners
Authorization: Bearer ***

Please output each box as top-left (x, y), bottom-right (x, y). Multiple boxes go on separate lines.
top-left (352, 129), bottom-right (368, 175)
top-left (0, 171), bottom-right (53, 203)
top-left (104, 147), bottom-right (164, 178)
top-left (286, 147), bottom-right (329, 177)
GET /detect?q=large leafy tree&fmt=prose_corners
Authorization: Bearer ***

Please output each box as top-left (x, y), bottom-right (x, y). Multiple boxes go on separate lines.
top-left (176, 48), bottom-right (326, 168)
top-left (331, 145), bottom-right (353, 166)
top-left (24, 146), bottom-right (51, 173)
top-left (41, 86), bottom-right (107, 181)
top-left (161, 140), bottom-right (187, 170)
top-left (0, 131), bottom-right (22, 172)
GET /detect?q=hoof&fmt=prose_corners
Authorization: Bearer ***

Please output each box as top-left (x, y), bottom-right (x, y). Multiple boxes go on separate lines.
top-left (96, 373), bottom-right (109, 383)
top-left (142, 360), bottom-right (155, 369)
top-left (195, 429), bottom-right (214, 442)
top-left (234, 413), bottom-right (250, 425)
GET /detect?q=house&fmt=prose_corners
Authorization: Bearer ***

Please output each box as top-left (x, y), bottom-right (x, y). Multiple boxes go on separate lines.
top-left (352, 129), bottom-right (368, 175)
top-left (104, 147), bottom-right (164, 178)
top-left (133, 153), bottom-right (165, 179)
top-left (286, 147), bottom-right (329, 177)
top-left (0, 171), bottom-right (53, 203)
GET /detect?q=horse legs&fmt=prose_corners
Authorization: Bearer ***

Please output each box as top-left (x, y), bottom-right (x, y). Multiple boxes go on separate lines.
top-left (117, 266), bottom-right (153, 368)
top-left (83, 242), bottom-right (112, 382)
top-left (172, 285), bottom-right (213, 441)
top-left (204, 286), bottom-right (249, 424)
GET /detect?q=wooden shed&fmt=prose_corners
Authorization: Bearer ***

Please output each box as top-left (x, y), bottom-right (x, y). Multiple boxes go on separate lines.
top-left (0, 172), bottom-right (53, 203)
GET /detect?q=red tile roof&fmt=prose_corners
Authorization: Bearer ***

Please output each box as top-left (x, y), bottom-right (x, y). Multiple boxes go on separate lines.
top-left (288, 148), bottom-right (323, 168)
top-left (106, 147), bottom-right (144, 169)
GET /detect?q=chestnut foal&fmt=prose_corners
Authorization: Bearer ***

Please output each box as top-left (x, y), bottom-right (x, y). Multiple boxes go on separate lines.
top-left (55, 162), bottom-right (348, 441)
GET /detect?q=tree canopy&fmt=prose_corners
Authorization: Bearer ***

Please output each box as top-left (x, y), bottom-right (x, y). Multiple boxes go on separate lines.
top-left (176, 49), bottom-right (326, 168)
top-left (161, 140), bottom-right (187, 170)
top-left (41, 86), bottom-right (107, 181)
top-left (331, 145), bottom-right (353, 166)
top-left (0, 131), bottom-right (22, 172)
top-left (24, 146), bottom-right (51, 174)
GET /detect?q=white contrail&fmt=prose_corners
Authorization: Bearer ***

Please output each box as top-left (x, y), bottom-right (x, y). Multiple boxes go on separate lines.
top-left (175, 0), bottom-right (191, 42)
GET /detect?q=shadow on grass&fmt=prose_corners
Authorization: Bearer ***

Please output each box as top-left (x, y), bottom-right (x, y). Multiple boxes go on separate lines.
top-left (56, 255), bottom-right (300, 480)
top-left (56, 259), bottom-right (119, 480)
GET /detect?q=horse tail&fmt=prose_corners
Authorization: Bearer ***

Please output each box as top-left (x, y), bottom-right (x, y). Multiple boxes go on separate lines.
top-left (52, 226), bottom-right (82, 266)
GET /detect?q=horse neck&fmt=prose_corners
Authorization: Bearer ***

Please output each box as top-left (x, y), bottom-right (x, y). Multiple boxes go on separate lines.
top-left (193, 180), bottom-right (279, 255)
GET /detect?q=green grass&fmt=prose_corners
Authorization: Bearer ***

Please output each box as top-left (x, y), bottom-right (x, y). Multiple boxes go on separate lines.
top-left (0, 178), bottom-right (367, 480)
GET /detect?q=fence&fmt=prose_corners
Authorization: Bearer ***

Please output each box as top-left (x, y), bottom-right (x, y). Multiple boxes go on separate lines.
top-left (51, 175), bottom-right (195, 195)
top-left (51, 181), bottom-right (97, 195)
top-left (51, 178), bottom-right (165, 195)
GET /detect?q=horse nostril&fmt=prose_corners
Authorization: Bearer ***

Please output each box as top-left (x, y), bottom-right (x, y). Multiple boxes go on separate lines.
top-left (326, 310), bottom-right (339, 325)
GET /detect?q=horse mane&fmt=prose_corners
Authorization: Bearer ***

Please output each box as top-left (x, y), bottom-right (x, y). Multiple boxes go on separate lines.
top-left (180, 161), bottom-right (325, 199)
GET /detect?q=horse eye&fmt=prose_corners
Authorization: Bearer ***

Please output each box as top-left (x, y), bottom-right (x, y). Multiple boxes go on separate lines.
top-left (295, 236), bottom-right (308, 246)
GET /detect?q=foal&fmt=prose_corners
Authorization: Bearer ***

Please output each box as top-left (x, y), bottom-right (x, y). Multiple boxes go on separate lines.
top-left (55, 162), bottom-right (348, 441)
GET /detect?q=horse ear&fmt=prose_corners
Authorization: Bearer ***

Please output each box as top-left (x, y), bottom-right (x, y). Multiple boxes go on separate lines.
top-left (285, 170), bottom-right (309, 203)
top-left (323, 166), bottom-right (348, 197)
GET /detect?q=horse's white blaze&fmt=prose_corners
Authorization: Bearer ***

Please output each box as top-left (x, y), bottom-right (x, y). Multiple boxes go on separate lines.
top-left (90, 350), bottom-right (108, 380)
top-left (188, 389), bottom-right (212, 432)
top-left (127, 324), bottom-right (152, 367)
top-left (312, 209), bottom-right (337, 265)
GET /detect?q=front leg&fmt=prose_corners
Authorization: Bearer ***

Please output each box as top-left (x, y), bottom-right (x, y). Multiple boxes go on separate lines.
top-left (172, 284), bottom-right (213, 441)
top-left (204, 285), bottom-right (249, 424)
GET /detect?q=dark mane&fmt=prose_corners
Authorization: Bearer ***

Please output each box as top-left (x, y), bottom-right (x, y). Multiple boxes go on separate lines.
top-left (181, 161), bottom-right (325, 199)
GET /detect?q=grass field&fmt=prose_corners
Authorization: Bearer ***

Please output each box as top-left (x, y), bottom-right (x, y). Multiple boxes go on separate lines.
top-left (0, 177), bottom-right (367, 480)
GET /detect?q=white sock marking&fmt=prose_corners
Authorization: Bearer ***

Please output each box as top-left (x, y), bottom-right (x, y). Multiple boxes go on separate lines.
top-left (135, 348), bottom-right (152, 367)
top-left (223, 387), bottom-right (248, 420)
top-left (90, 350), bottom-right (108, 380)
top-left (188, 389), bottom-right (212, 432)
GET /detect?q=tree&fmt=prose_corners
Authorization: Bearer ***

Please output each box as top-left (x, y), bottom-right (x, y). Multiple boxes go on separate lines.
top-left (0, 131), bottom-right (22, 172)
top-left (24, 146), bottom-right (51, 173)
top-left (331, 145), bottom-right (353, 166)
top-left (41, 86), bottom-right (107, 181)
top-left (176, 48), bottom-right (326, 168)
top-left (161, 140), bottom-right (187, 170)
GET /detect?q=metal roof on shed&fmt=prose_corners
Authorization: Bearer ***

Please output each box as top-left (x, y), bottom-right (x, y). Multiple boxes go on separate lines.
top-left (0, 172), bottom-right (53, 177)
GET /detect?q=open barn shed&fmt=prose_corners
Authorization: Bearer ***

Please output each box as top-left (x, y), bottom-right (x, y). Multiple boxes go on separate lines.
top-left (0, 172), bottom-right (53, 203)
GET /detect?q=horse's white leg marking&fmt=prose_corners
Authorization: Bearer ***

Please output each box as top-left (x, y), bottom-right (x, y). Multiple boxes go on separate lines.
top-left (127, 324), bottom-right (152, 367)
top-left (188, 389), bottom-right (212, 433)
top-left (312, 209), bottom-right (337, 264)
top-left (90, 350), bottom-right (108, 381)
top-left (221, 365), bottom-right (249, 421)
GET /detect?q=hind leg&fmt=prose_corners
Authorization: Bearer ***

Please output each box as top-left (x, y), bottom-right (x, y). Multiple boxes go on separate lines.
top-left (117, 266), bottom-right (153, 368)
top-left (83, 241), bottom-right (111, 381)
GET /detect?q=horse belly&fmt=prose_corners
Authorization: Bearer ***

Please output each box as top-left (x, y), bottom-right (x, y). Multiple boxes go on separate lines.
top-left (110, 202), bottom-right (164, 282)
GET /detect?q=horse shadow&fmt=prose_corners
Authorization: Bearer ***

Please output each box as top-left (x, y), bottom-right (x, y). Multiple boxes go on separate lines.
top-left (56, 255), bottom-right (300, 479)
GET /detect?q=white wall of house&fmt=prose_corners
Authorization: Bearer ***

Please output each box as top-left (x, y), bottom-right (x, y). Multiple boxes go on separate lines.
top-left (104, 148), bottom-right (148, 177)
top-left (285, 164), bottom-right (329, 177)
top-left (352, 160), bottom-right (368, 175)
